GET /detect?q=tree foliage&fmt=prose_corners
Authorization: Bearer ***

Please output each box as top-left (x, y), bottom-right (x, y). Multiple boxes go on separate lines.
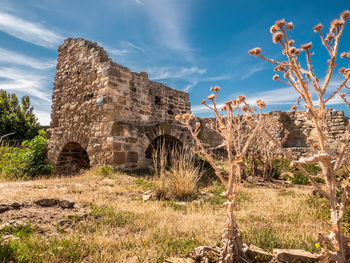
top-left (0, 90), bottom-right (40, 140)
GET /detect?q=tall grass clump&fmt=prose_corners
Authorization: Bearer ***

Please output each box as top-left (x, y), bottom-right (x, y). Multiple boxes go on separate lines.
top-left (152, 144), bottom-right (203, 201)
top-left (250, 10), bottom-right (350, 262)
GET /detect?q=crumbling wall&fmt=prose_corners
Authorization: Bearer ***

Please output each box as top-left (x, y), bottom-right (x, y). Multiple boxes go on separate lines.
top-left (47, 38), bottom-right (192, 173)
top-left (196, 109), bottom-right (348, 157)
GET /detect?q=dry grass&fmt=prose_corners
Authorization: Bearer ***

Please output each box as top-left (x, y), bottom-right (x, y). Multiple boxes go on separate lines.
top-left (153, 146), bottom-right (203, 201)
top-left (0, 169), bottom-right (327, 262)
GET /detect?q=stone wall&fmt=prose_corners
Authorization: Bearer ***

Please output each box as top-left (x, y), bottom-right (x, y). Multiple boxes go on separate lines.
top-left (196, 110), bottom-right (348, 157)
top-left (47, 38), bottom-right (192, 173)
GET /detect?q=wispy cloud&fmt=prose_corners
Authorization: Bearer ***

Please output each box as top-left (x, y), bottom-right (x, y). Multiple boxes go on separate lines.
top-left (240, 64), bottom-right (267, 80)
top-left (148, 66), bottom-right (206, 80)
top-left (0, 47), bottom-right (56, 69)
top-left (0, 10), bottom-right (64, 48)
top-left (121, 41), bottom-right (145, 53)
top-left (144, 0), bottom-right (192, 56)
top-left (0, 67), bottom-right (51, 102)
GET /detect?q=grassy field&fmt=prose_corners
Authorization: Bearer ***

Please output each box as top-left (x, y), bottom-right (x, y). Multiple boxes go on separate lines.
top-left (0, 169), bottom-right (329, 262)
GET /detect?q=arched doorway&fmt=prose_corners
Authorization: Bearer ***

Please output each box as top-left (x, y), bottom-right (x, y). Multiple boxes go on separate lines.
top-left (145, 135), bottom-right (182, 168)
top-left (56, 142), bottom-right (90, 174)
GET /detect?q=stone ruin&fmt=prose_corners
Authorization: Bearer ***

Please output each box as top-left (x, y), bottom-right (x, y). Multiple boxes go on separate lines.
top-left (47, 38), bottom-right (192, 174)
top-left (47, 38), bottom-right (349, 174)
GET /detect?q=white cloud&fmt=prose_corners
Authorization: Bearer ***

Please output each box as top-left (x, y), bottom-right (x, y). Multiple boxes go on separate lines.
top-left (33, 110), bottom-right (51, 126)
top-left (122, 41), bottom-right (145, 53)
top-left (183, 80), bottom-right (199, 92)
top-left (148, 66), bottom-right (206, 80)
top-left (0, 10), bottom-right (64, 48)
top-left (0, 67), bottom-right (51, 102)
top-left (240, 65), bottom-right (266, 80)
top-left (0, 47), bottom-right (56, 69)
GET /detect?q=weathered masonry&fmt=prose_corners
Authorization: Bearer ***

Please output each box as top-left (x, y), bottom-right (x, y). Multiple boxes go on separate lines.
top-left (47, 38), bottom-right (192, 174)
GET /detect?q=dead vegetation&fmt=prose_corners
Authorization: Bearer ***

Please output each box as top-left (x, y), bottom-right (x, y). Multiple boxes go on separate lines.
top-left (250, 9), bottom-right (350, 262)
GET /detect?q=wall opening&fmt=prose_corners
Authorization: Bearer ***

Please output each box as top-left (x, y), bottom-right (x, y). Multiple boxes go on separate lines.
top-left (56, 142), bottom-right (90, 174)
top-left (145, 135), bottom-right (182, 165)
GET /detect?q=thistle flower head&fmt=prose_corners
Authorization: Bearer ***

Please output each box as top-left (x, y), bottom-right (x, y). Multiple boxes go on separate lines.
top-left (291, 105), bottom-right (297, 111)
top-left (274, 65), bottom-right (286, 72)
top-left (284, 72), bottom-right (290, 78)
top-left (340, 52), bottom-right (349, 58)
top-left (242, 105), bottom-right (248, 112)
top-left (286, 22), bottom-right (294, 30)
top-left (249, 47), bottom-right (262, 56)
top-left (345, 70), bottom-right (350, 79)
top-left (295, 49), bottom-right (301, 56)
top-left (340, 10), bottom-right (350, 20)
top-left (207, 94), bottom-right (215, 100)
top-left (238, 95), bottom-right (246, 103)
top-left (200, 99), bottom-right (206, 104)
top-left (272, 32), bottom-right (283, 43)
top-left (214, 86), bottom-right (220, 92)
top-left (339, 93), bottom-right (346, 99)
top-left (339, 67), bottom-right (346, 74)
top-left (210, 86), bottom-right (214, 91)
top-left (331, 19), bottom-right (345, 28)
top-left (256, 99), bottom-right (266, 108)
top-left (301, 42), bottom-right (312, 50)
top-left (182, 113), bottom-right (190, 120)
top-left (220, 105), bottom-right (227, 111)
top-left (326, 34), bottom-right (335, 41)
top-left (275, 19), bottom-right (286, 28)
top-left (246, 115), bottom-right (253, 120)
top-left (288, 40), bottom-right (295, 46)
top-left (289, 47), bottom-right (296, 54)
top-left (307, 137), bottom-right (313, 143)
top-left (273, 74), bottom-right (279, 80)
top-left (175, 115), bottom-right (181, 121)
top-left (270, 25), bottom-right (278, 34)
top-left (190, 114), bottom-right (195, 120)
top-left (313, 23), bottom-right (323, 32)
top-left (195, 122), bottom-right (201, 127)
top-left (232, 99), bottom-right (238, 105)
top-left (224, 101), bottom-right (232, 106)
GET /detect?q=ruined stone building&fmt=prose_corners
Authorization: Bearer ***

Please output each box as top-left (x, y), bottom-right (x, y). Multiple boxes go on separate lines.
top-left (47, 38), bottom-right (192, 174)
top-left (47, 38), bottom-right (348, 174)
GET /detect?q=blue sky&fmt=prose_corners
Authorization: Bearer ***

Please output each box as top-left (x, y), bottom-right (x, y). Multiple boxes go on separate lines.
top-left (0, 0), bottom-right (349, 125)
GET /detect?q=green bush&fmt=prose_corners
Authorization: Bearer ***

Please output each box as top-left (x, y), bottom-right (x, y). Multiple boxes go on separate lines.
top-left (1, 130), bottom-right (53, 179)
top-left (271, 157), bottom-right (322, 185)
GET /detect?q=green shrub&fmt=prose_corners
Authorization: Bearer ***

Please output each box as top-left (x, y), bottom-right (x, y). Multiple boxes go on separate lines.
top-left (271, 157), bottom-right (322, 185)
top-left (1, 130), bottom-right (53, 179)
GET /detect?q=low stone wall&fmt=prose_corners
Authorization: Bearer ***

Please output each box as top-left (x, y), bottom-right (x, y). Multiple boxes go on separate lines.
top-left (196, 109), bottom-right (348, 157)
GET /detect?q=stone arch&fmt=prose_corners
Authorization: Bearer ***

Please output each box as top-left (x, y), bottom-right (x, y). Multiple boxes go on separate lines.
top-left (145, 134), bottom-right (183, 159)
top-left (56, 142), bottom-right (90, 174)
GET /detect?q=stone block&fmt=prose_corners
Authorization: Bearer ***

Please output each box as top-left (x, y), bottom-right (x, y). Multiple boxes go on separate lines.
top-left (127, 152), bottom-right (138, 163)
top-left (111, 122), bottom-right (124, 136)
top-left (113, 151), bottom-right (126, 165)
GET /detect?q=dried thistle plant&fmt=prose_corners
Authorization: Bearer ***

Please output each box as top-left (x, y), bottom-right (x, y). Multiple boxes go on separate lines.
top-left (250, 10), bottom-right (350, 262)
top-left (176, 87), bottom-right (265, 263)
